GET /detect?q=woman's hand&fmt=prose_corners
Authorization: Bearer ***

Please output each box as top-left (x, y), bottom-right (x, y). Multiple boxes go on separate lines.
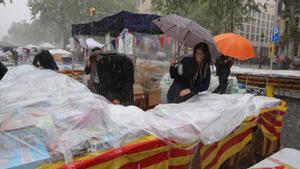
top-left (179, 89), bottom-right (191, 97)
top-left (170, 56), bottom-right (177, 66)
top-left (112, 99), bottom-right (120, 104)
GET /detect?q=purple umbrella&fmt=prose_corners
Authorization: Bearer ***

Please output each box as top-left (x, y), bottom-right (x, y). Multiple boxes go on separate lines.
top-left (153, 14), bottom-right (219, 59)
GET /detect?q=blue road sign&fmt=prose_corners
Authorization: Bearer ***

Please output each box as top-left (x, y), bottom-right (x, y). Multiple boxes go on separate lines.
top-left (272, 27), bottom-right (280, 43)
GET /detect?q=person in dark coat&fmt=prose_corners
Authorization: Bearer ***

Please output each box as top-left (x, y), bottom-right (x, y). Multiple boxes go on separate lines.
top-left (213, 54), bottom-right (233, 94)
top-left (33, 50), bottom-right (59, 71)
top-left (96, 52), bottom-right (134, 106)
top-left (0, 61), bottom-right (8, 81)
top-left (84, 47), bottom-right (102, 94)
top-left (167, 42), bottom-right (211, 103)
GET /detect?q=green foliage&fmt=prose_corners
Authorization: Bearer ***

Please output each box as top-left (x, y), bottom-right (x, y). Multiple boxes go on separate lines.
top-left (26, 0), bottom-right (136, 47)
top-left (151, 0), bottom-right (263, 34)
top-left (150, 0), bottom-right (198, 16)
top-left (2, 19), bottom-right (60, 46)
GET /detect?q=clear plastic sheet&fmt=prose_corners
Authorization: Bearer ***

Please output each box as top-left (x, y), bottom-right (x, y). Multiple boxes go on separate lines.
top-left (0, 65), bottom-right (281, 168)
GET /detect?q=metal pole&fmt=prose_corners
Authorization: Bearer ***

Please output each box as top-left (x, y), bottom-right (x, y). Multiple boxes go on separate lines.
top-left (270, 0), bottom-right (279, 70)
top-left (260, 33), bottom-right (264, 69)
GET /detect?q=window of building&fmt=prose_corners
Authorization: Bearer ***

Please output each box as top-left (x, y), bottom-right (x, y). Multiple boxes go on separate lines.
top-left (240, 25), bottom-right (244, 31)
top-left (246, 25), bottom-right (250, 32)
top-left (256, 27), bottom-right (260, 34)
top-left (261, 28), bottom-right (265, 34)
top-left (256, 35), bottom-right (259, 41)
top-left (263, 13), bottom-right (266, 19)
top-left (266, 22), bottom-right (269, 28)
top-left (246, 33), bottom-right (250, 40)
top-left (258, 12), bottom-right (261, 18)
top-left (262, 21), bottom-right (265, 27)
top-left (251, 34), bottom-right (255, 41)
top-left (257, 20), bottom-right (260, 26)
top-left (251, 26), bottom-right (255, 33)
top-left (267, 14), bottom-right (270, 20)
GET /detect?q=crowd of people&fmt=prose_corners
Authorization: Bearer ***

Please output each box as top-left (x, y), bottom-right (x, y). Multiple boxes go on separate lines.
top-left (0, 42), bottom-right (235, 106)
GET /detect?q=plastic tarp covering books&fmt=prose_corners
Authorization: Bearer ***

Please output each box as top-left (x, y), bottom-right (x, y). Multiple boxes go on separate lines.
top-left (0, 65), bottom-right (282, 169)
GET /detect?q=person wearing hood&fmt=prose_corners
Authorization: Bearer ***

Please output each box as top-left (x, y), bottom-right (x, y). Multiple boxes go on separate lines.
top-left (167, 42), bottom-right (211, 103)
top-left (33, 50), bottom-right (59, 71)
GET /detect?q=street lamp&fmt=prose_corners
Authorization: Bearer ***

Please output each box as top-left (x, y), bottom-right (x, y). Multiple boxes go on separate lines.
top-left (259, 33), bottom-right (265, 69)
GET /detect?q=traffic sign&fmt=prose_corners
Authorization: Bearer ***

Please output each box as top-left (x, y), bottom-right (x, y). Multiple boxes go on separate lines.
top-left (272, 27), bottom-right (280, 43)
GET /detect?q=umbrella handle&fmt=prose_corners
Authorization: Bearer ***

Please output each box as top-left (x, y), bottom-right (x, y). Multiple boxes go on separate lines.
top-left (175, 31), bottom-right (191, 58)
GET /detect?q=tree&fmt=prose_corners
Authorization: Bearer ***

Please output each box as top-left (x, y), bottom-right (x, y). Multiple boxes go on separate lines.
top-left (280, 0), bottom-right (300, 58)
top-left (27, 0), bottom-right (136, 48)
top-left (150, 0), bottom-right (198, 16)
top-left (2, 19), bottom-right (60, 46)
top-left (150, 0), bottom-right (264, 34)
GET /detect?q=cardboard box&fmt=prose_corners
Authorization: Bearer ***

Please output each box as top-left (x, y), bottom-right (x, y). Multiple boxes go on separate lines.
top-left (144, 88), bottom-right (162, 107)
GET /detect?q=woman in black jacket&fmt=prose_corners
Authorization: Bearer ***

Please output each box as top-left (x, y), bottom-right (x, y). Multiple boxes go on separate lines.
top-left (167, 42), bottom-right (211, 103)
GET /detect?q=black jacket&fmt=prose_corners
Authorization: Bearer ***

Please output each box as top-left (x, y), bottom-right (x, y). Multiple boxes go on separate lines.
top-left (0, 61), bottom-right (8, 80)
top-left (215, 55), bottom-right (233, 77)
top-left (33, 51), bottom-right (59, 71)
top-left (96, 52), bottom-right (134, 106)
top-left (167, 57), bottom-right (211, 103)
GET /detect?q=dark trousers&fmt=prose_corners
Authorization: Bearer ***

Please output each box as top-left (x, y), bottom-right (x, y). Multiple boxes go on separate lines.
top-left (213, 75), bottom-right (229, 94)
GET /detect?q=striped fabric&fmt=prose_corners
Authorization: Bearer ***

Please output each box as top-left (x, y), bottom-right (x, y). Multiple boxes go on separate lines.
top-left (37, 102), bottom-right (287, 169)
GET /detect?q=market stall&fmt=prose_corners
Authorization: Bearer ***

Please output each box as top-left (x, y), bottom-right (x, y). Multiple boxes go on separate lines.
top-left (0, 65), bottom-right (287, 169)
top-left (231, 66), bottom-right (300, 97)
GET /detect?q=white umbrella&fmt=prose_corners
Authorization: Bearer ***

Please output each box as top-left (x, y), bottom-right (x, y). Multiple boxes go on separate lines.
top-left (38, 43), bottom-right (56, 50)
top-left (153, 14), bottom-right (219, 59)
top-left (85, 38), bottom-right (104, 50)
top-left (49, 49), bottom-right (72, 57)
top-left (25, 44), bottom-right (38, 49)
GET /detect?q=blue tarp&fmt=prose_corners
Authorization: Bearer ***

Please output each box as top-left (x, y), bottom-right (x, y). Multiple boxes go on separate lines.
top-left (72, 11), bottom-right (162, 37)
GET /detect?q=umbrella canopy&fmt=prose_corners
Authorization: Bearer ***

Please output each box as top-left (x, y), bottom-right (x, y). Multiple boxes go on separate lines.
top-left (85, 38), bottom-right (104, 50)
top-left (25, 44), bottom-right (38, 49)
top-left (72, 11), bottom-right (162, 37)
top-left (153, 14), bottom-right (219, 59)
top-left (214, 33), bottom-right (256, 61)
top-left (38, 43), bottom-right (56, 50)
top-left (49, 49), bottom-right (72, 57)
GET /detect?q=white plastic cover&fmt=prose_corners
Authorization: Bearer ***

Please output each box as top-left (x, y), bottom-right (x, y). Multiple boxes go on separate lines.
top-left (0, 65), bottom-right (280, 165)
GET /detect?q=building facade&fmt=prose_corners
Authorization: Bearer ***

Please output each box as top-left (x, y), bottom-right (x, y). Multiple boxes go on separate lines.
top-left (278, 0), bottom-right (300, 58)
top-left (237, 0), bottom-right (276, 62)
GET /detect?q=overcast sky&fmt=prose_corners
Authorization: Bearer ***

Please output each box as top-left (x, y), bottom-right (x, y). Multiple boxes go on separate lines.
top-left (0, 0), bottom-right (31, 40)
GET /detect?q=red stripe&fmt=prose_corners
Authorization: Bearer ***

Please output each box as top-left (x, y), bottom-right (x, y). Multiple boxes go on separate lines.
top-left (261, 113), bottom-right (282, 127)
top-left (170, 147), bottom-right (198, 157)
top-left (120, 151), bottom-right (169, 169)
top-left (58, 138), bottom-right (166, 169)
top-left (257, 118), bottom-right (280, 139)
top-left (204, 129), bottom-right (252, 169)
top-left (169, 164), bottom-right (190, 169)
top-left (201, 143), bottom-right (217, 161)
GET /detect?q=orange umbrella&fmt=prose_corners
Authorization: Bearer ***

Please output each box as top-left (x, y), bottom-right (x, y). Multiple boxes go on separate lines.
top-left (214, 33), bottom-right (256, 61)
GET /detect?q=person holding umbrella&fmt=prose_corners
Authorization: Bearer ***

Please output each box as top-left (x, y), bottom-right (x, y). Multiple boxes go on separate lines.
top-left (213, 55), bottom-right (234, 94)
top-left (167, 42), bottom-right (211, 103)
top-left (213, 33), bottom-right (256, 94)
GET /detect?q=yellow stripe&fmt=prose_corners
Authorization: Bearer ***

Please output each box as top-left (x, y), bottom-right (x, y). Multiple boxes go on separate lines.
top-left (201, 123), bottom-right (253, 169)
top-left (169, 155), bottom-right (194, 166)
top-left (143, 160), bottom-right (169, 169)
top-left (210, 132), bottom-right (252, 169)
